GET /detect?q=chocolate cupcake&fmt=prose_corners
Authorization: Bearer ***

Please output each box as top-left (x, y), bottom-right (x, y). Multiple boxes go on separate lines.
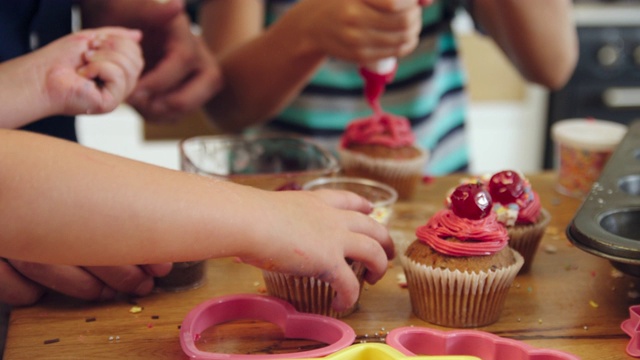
top-left (401, 183), bottom-right (523, 328)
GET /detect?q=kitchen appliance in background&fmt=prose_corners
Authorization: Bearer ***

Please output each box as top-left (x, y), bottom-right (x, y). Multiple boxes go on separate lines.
top-left (544, 1), bottom-right (640, 168)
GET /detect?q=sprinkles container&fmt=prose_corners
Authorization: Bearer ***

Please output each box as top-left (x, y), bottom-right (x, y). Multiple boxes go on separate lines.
top-left (552, 119), bottom-right (627, 198)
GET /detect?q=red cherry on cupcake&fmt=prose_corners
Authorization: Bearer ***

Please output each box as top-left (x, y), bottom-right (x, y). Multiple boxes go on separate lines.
top-left (450, 183), bottom-right (492, 220)
top-left (488, 170), bottom-right (524, 204)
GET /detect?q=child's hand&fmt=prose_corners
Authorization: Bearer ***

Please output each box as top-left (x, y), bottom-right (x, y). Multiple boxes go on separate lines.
top-left (239, 188), bottom-right (395, 312)
top-left (40, 27), bottom-right (144, 116)
top-left (283, 0), bottom-right (422, 63)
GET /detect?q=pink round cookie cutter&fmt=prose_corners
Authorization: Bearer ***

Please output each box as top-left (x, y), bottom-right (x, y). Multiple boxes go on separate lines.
top-left (180, 294), bottom-right (355, 359)
top-left (386, 326), bottom-right (580, 360)
top-left (622, 304), bottom-right (640, 357)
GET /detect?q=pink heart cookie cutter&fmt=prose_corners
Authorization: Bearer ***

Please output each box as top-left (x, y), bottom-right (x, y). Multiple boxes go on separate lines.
top-left (622, 304), bottom-right (640, 357)
top-left (180, 294), bottom-right (355, 359)
top-left (386, 326), bottom-right (580, 360)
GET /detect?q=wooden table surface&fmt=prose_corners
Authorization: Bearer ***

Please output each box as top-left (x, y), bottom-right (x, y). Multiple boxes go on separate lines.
top-left (5, 172), bottom-right (640, 359)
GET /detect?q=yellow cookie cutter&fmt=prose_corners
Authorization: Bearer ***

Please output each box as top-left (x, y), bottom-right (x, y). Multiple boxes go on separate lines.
top-left (292, 343), bottom-right (479, 360)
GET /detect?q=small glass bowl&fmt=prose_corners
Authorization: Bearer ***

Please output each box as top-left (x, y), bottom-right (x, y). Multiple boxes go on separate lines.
top-left (180, 134), bottom-right (340, 190)
top-left (303, 177), bottom-right (398, 225)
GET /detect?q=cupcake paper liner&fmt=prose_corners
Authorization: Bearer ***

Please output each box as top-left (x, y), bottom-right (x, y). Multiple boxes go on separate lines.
top-left (401, 249), bottom-right (524, 328)
top-left (262, 261), bottom-right (366, 318)
top-left (338, 148), bottom-right (428, 200)
top-left (508, 208), bottom-right (551, 274)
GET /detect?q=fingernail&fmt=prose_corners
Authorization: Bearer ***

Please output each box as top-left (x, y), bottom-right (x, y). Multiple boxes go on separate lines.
top-left (84, 50), bottom-right (95, 60)
top-left (150, 101), bottom-right (168, 114)
top-left (130, 90), bottom-right (149, 104)
top-left (331, 295), bottom-right (348, 313)
top-left (134, 278), bottom-right (154, 296)
top-left (99, 287), bottom-right (117, 301)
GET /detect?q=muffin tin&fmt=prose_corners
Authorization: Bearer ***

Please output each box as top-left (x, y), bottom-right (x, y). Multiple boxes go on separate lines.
top-left (567, 120), bottom-right (640, 276)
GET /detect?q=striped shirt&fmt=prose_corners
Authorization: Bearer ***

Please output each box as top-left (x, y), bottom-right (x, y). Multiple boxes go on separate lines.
top-left (261, 0), bottom-right (469, 175)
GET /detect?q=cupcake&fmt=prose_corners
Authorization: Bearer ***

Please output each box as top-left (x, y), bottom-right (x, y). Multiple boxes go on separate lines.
top-left (401, 183), bottom-right (523, 328)
top-left (261, 261), bottom-right (366, 318)
top-left (487, 170), bottom-right (551, 274)
top-left (338, 113), bottom-right (428, 200)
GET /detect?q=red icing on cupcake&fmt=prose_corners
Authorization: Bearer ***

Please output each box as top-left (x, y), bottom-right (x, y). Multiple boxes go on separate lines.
top-left (416, 184), bottom-right (509, 257)
top-left (340, 113), bottom-right (415, 149)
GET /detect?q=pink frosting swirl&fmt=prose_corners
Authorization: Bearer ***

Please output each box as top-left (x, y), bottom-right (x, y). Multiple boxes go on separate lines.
top-left (416, 209), bottom-right (509, 257)
top-left (340, 113), bottom-right (415, 148)
top-left (516, 191), bottom-right (542, 224)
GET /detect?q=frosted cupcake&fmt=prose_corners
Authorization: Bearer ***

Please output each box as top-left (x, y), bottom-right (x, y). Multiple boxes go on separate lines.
top-left (338, 114), bottom-right (428, 200)
top-left (401, 183), bottom-right (523, 328)
top-left (487, 170), bottom-right (551, 274)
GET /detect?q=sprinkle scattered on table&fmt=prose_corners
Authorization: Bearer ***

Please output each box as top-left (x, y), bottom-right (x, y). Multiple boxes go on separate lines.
top-left (421, 176), bottom-right (434, 184)
top-left (151, 315), bottom-right (160, 320)
top-left (589, 300), bottom-right (599, 308)
top-left (85, 317), bottom-right (96, 322)
top-left (543, 245), bottom-right (557, 254)
top-left (129, 305), bottom-right (143, 314)
top-left (43, 338), bottom-right (60, 345)
top-left (610, 269), bottom-right (624, 278)
top-left (397, 273), bottom-right (407, 288)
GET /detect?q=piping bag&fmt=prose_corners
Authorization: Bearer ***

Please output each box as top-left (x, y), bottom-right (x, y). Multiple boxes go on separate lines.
top-left (359, 57), bottom-right (397, 116)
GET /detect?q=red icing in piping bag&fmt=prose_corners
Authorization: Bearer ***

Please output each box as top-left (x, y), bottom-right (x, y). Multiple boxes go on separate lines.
top-left (359, 58), bottom-right (397, 116)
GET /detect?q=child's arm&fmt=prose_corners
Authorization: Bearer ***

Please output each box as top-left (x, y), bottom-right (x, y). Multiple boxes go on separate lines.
top-left (0, 129), bottom-right (393, 311)
top-left (0, 27), bottom-right (143, 129)
top-left (200, 0), bottom-right (423, 131)
top-left (472, 0), bottom-right (578, 90)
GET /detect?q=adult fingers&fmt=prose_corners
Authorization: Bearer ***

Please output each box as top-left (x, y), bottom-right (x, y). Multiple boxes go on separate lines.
top-left (141, 263), bottom-right (173, 277)
top-left (0, 260), bottom-right (45, 306)
top-left (84, 265), bottom-right (157, 296)
top-left (7, 261), bottom-right (116, 301)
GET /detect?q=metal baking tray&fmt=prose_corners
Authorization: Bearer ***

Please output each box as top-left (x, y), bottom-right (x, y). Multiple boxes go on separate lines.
top-left (567, 120), bottom-right (640, 276)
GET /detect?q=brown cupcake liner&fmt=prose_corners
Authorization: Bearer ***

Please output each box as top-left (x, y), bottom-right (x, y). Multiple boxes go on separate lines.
top-left (400, 249), bottom-right (524, 328)
top-left (508, 208), bottom-right (551, 274)
top-left (262, 262), bottom-right (366, 318)
top-left (338, 148), bottom-right (428, 200)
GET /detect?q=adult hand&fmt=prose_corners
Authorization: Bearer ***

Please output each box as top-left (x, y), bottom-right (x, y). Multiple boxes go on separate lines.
top-left (128, 13), bottom-right (223, 124)
top-left (81, 0), bottom-right (223, 124)
top-left (239, 189), bottom-right (394, 312)
top-left (0, 259), bottom-right (171, 306)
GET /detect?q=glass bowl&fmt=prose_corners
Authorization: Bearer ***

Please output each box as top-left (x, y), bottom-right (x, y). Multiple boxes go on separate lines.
top-left (303, 177), bottom-right (398, 225)
top-left (180, 134), bottom-right (340, 190)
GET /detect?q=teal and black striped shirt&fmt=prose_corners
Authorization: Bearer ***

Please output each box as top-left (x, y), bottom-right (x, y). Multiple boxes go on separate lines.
top-left (261, 0), bottom-right (469, 175)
